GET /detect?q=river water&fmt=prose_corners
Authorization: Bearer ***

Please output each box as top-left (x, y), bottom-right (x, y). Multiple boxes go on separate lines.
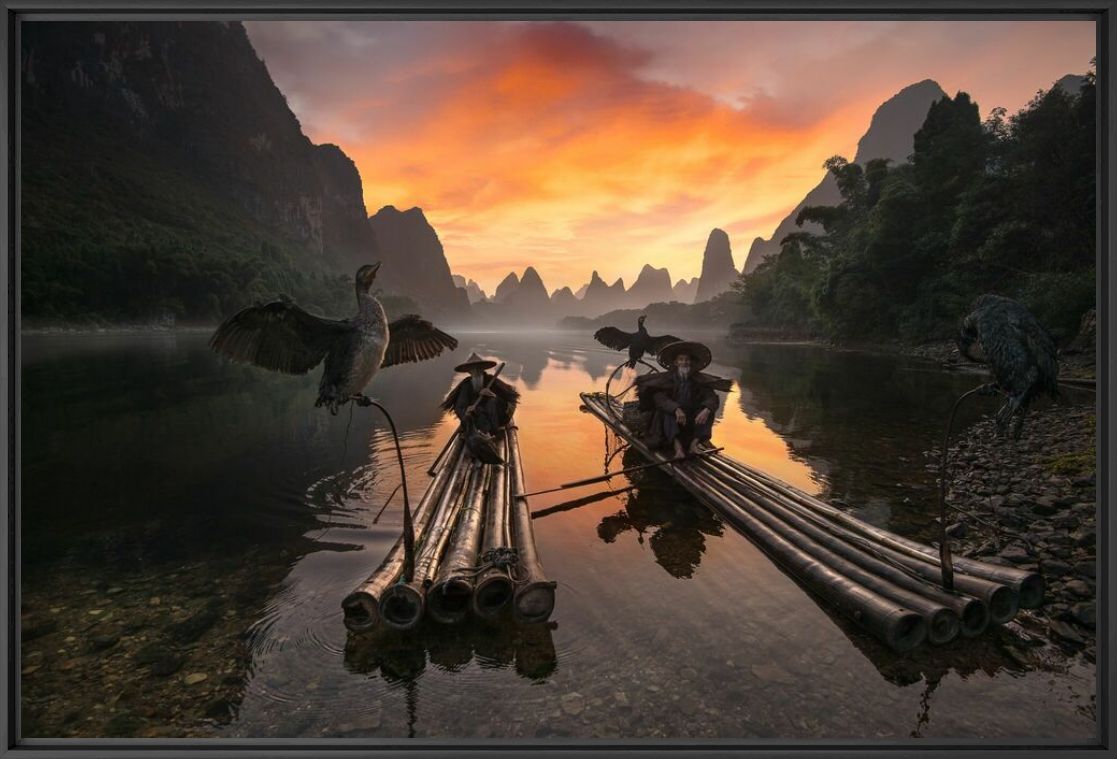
top-left (19, 331), bottom-right (1096, 741)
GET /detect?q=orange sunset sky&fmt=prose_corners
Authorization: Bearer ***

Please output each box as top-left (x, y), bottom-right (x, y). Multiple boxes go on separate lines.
top-left (244, 20), bottom-right (1095, 295)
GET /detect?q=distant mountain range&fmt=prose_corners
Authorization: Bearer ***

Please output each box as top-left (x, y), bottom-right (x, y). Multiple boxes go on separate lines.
top-left (465, 227), bottom-right (740, 325)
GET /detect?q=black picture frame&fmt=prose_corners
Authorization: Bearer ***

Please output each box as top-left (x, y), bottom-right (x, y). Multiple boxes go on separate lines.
top-left (1, 1), bottom-right (1112, 756)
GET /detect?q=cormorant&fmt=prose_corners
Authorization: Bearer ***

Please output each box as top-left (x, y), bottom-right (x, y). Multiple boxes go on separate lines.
top-left (209, 262), bottom-right (458, 413)
top-left (593, 315), bottom-right (681, 369)
top-left (956, 293), bottom-right (1059, 438)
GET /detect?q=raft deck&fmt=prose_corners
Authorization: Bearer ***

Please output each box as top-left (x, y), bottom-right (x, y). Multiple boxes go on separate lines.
top-left (580, 391), bottom-right (1042, 653)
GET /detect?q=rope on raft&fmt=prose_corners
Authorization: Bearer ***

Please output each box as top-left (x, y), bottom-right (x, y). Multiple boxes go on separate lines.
top-left (441, 546), bottom-right (523, 586)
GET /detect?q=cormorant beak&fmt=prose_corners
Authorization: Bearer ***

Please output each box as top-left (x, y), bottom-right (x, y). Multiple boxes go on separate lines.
top-left (360, 262), bottom-right (381, 290)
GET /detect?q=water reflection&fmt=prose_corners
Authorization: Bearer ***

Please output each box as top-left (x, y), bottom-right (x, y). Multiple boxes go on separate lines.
top-left (595, 449), bottom-right (723, 580)
top-left (20, 332), bottom-right (1095, 740)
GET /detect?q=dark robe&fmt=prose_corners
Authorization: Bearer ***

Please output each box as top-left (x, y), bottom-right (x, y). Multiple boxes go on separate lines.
top-left (634, 370), bottom-right (731, 450)
top-left (440, 374), bottom-right (520, 434)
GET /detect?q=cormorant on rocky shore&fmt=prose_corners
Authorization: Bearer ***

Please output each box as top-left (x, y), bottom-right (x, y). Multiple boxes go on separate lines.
top-left (210, 262), bottom-right (458, 413)
top-left (957, 293), bottom-right (1059, 438)
top-left (594, 315), bottom-right (680, 369)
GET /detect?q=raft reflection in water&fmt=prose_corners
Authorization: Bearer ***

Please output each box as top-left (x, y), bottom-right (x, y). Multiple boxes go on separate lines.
top-left (343, 617), bottom-right (558, 683)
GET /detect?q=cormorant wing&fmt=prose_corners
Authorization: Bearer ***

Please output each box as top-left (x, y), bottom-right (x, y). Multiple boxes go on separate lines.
top-left (209, 300), bottom-right (350, 375)
top-left (594, 326), bottom-right (633, 351)
top-left (646, 333), bottom-right (683, 354)
top-left (973, 301), bottom-right (1058, 395)
top-left (381, 315), bottom-right (459, 368)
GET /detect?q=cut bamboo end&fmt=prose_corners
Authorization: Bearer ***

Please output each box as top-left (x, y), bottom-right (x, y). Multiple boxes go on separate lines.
top-left (885, 610), bottom-right (927, 653)
top-left (341, 591), bottom-right (379, 633)
top-left (958, 597), bottom-right (990, 638)
top-left (514, 581), bottom-right (557, 624)
top-left (987, 585), bottom-right (1018, 625)
top-left (473, 573), bottom-right (515, 618)
top-left (379, 583), bottom-right (425, 631)
top-left (427, 577), bottom-right (475, 625)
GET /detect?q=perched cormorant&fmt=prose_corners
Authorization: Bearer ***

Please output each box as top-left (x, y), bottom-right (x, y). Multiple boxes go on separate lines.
top-left (957, 293), bottom-right (1059, 438)
top-left (209, 262), bottom-right (458, 414)
top-left (593, 315), bottom-right (681, 369)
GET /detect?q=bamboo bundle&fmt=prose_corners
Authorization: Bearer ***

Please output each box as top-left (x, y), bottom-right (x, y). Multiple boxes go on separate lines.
top-left (581, 391), bottom-right (1036, 651)
top-left (687, 465), bottom-right (970, 644)
top-left (427, 464), bottom-right (492, 624)
top-left (378, 452), bottom-right (473, 630)
top-left (341, 435), bottom-right (465, 632)
top-left (507, 427), bottom-right (557, 624)
top-left (708, 453), bottom-right (1043, 609)
top-left (473, 436), bottom-right (516, 618)
top-left (581, 393), bottom-right (929, 652)
top-left (701, 455), bottom-right (1016, 625)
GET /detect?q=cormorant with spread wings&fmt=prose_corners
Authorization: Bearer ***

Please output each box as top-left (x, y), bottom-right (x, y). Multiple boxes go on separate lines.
top-left (210, 262), bottom-right (458, 414)
top-left (594, 315), bottom-right (681, 369)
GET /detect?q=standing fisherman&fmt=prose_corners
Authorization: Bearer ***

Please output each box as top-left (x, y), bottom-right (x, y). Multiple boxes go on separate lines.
top-left (440, 352), bottom-right (520, 463)
top-left (635, 341), bottom-right (732, 460)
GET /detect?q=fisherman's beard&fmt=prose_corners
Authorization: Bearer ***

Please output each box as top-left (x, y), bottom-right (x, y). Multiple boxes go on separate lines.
top-left (470, 373), bottom-right (484, 392)
top-left (677, 367), bottom-right (691, 380)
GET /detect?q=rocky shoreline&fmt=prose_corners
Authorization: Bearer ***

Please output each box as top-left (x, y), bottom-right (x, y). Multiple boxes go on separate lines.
top-left (929, 404), bottom-right (1097, 661)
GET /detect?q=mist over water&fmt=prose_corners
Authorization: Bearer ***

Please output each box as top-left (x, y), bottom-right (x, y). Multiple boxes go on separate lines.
top-left (20, 331), bottom-right (1094, 739)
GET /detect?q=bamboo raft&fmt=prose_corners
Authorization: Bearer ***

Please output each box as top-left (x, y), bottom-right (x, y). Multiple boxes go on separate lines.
top-left (580, 391), bottom-right (1043, 653)
top-left (342, 425), bottom-right (556, 633)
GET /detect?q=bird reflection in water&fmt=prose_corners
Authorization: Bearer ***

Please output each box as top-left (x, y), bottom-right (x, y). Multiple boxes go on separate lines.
top-left (343, 617), bottom-right (558, 736)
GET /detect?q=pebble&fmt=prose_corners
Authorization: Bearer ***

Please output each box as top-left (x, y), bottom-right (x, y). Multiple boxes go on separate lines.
top-left (1073, 560), bottom-right (1096, 578)
top-left (1071, 602), bottom-right (1096, 627)
top-left (1065, 580), bottom-right (1092, 598)
top-left (560, 692), bottom-right (585, 716)
top-left (751, 663), bottom-right (795, 685)
top-left (183, 672), bottom-right (208, 685)
top-left (1049, 620), bottom-right (1085, 644)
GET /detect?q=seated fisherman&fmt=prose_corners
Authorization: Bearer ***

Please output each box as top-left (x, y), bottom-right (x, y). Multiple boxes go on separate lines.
top-left (441, 350), bottom-right (519, 436)
top-left (634, 341), bottom-right (732, 460)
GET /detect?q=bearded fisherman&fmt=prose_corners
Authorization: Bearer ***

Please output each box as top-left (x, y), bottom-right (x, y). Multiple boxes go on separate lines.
top-left (440, 352), bottom-right (520, 462)
top-left (634, 341), bottom-right (732, 460)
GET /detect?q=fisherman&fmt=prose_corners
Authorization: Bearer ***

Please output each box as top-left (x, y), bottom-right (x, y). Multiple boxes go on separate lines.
top-left (634, 341), bottom-right (732, 460)
top-left (440, 352), bottom-right (520, 463)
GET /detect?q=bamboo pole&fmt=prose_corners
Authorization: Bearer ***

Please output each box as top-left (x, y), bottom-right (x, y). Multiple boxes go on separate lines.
top-left (507, 426), bottom-right (557, 624)
top-left (341, 436), bottom-right (464, 632)
top-left (473, 435), bottom-right (516, 619)
top-left (427, 464), bottom-right (491, 624)
top-left (378, 453), bottom-right (473, 630)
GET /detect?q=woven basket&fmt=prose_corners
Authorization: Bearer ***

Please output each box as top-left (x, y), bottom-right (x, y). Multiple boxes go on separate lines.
top-left (621, 400), bottom-right (648, 434)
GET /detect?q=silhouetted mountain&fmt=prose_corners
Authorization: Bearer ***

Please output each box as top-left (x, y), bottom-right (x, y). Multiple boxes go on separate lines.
top-left (367, 205), bottom-right (470, 319)
top-left (505, 266), bottom-right (550, 312)
top-left (551, 286), bottom-right (577, 311)
top-left (672, 277), bottom-right (699, 304)
top-left (695, 229), bottom-right (738, 302)
top-left (626, 264), bottom-right (673, 307)
top-left (20, 21), bottom-right (382, 322)
top-left (1054, 73), bottom-right (1087, 96)
top-left (743, 79), bottom-right (948, 274)
top-left (494, 272), bottom-right (520, 303)
top-left (580, 271), bottom-right (628, 317)
top-left (451, 274), bottom-right (487, 303)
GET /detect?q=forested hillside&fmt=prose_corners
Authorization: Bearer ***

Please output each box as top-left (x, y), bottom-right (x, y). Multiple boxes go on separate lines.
top-left (736, 66), bottom-right (1095, 344)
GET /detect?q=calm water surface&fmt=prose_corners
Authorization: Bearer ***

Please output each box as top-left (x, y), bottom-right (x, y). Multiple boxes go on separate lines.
top-left (20, 331), bottom-right (1095, 740)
